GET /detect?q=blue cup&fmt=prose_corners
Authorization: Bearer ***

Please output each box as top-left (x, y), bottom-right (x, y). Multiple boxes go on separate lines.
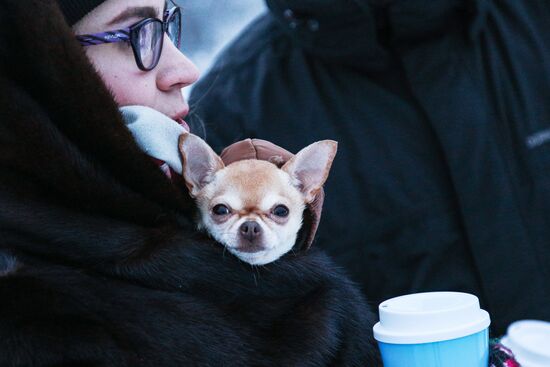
top-left (373, 292), bottom-right (490, 367)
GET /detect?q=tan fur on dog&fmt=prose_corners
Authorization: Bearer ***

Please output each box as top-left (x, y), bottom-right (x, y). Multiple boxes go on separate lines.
top-left (179, 133), bottom-right (337, 265)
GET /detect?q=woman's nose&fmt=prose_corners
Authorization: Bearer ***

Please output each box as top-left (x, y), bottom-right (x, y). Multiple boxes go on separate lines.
top-left (156, 36), bottom-right (200, 92)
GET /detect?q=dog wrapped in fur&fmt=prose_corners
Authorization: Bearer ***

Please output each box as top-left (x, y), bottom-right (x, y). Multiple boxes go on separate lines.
top-left (180, 133), bottom-right (337, 265)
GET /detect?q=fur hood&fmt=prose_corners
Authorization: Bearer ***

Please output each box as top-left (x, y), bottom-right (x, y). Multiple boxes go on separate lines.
top-left (0, 1), bottom-right (380, 365)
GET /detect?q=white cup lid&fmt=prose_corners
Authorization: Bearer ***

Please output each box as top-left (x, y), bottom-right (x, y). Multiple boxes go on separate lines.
top-left (501, 320), bottom-right (550, 367)
top-left (373, 291), bottom-right (490, 344)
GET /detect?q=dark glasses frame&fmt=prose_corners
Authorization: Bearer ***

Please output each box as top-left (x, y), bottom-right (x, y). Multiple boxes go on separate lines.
top-left (76, 7), bottom-right (181, 71)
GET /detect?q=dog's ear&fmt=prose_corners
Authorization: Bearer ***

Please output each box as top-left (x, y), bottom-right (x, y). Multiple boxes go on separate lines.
top-left (282, 140), bottom-right (337, 203)
top-left (179, 133), bottom-right (225, 197)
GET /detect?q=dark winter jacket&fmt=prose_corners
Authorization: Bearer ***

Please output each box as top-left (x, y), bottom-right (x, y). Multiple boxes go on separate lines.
top-left (0, 1), bottom-right (381, 366)
top-left (189, 0), bottom-right (550, 335)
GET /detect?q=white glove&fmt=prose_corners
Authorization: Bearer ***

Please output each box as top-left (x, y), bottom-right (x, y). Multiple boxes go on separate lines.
top-left (120, 105), bottom-right (187, 175)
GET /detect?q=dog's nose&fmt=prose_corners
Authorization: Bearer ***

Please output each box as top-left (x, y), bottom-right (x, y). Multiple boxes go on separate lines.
top-left (240, 221), bottom-right (262, 242)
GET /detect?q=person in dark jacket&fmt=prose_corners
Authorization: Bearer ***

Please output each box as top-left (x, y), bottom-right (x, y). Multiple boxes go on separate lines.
top-left (0, 0), bottom-right (381, 365)
top-left (190, 0), bottom-right (550, 335)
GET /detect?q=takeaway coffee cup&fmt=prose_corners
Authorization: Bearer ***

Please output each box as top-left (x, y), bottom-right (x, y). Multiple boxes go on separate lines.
top-left (373, 291), bottom-right (490, 367)
top-left (501, 320), bottom-right (550, 367)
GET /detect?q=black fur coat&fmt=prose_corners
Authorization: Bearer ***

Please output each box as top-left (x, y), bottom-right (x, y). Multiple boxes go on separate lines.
top-left (0, 1), bottom-right (381, 365)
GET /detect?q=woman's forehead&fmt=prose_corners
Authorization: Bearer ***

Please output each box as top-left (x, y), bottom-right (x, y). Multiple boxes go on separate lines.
top-left (76, 0), bottom-right (166, 32)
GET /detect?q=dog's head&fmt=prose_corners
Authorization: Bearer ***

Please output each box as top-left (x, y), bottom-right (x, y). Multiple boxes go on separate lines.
top-left (179, 133), bottom-right (336, 265)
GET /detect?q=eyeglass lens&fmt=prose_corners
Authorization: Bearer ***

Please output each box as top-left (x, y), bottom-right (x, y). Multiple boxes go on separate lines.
top-left (136, 9), bottom-right (181, 70)
top-left (167, 9), bottom-right (181, 48)
top-left (138, 21), bottom-right (163, 69)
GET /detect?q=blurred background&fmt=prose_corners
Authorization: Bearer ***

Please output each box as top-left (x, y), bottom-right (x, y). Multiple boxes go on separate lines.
top-left (176, 0), bottom-right (267, 87)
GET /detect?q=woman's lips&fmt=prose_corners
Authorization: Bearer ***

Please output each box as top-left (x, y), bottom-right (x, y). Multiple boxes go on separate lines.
top-left (175, 118), bottom-right (190, 132)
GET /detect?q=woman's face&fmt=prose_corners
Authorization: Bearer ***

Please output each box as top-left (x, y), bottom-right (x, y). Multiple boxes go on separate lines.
top-left (74, 0), bottom-right (199, 122)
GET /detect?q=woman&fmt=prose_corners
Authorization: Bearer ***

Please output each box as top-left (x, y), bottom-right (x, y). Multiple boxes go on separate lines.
top-left (0, 0), bottom-right (380, 365)
top-left (69, 0), bottom-right (199, 125)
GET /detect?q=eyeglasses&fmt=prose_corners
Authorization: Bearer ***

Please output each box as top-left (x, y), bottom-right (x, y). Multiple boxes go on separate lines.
top-left (76, 7), bottom-right (182, 71)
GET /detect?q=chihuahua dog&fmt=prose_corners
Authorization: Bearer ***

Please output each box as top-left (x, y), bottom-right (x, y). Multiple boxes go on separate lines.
top-left (179, 134), bottom-right (337, 265)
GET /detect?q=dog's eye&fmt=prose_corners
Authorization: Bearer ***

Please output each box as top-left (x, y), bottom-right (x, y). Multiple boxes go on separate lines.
top-left (272, 205), bottom-right (289, 217)
top-left (212, 204), bottom-right (231, 216)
